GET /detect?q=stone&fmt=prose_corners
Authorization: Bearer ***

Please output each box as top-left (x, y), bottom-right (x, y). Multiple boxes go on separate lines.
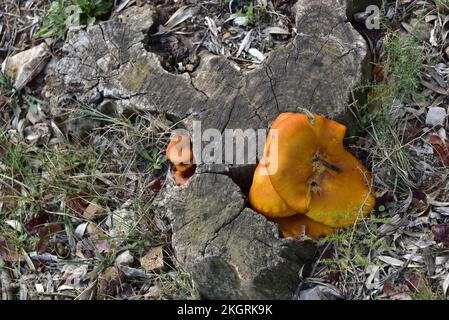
top-left (44, 0), bottom-right (376, 300)
top-left (115, 250), bottom-right (134, 267)
top-left (426, 107), bottom-right (447, 127)
top-left (2, 43), bottom-right (50, 90)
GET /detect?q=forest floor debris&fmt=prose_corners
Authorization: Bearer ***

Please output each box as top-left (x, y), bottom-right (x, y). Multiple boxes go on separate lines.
top-left (1, 0), bottom-right (449, 300)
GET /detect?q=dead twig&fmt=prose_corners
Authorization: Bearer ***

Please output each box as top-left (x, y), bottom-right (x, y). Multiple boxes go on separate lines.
top-left (0, 256), bottom-right (14, 300)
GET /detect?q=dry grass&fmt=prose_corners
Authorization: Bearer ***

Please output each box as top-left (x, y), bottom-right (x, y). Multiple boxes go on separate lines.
top-left (0, 94), bottom-right (199, 299)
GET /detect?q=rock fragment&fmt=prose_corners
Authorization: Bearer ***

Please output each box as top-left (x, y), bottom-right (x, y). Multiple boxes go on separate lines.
top-left (2, 43), bottom-right (50, 90)
top-left (426, 107), bottom-right (447, 127)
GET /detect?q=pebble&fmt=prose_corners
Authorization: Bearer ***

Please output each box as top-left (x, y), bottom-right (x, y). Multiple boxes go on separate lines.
top-left (115, 250), bottom-right (134, 267)
top-left (426, 107), bottom-right (447, 127)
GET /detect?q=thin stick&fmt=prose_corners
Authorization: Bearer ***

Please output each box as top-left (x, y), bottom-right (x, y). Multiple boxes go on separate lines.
top-left (0, 256), bottom-right (13, 300)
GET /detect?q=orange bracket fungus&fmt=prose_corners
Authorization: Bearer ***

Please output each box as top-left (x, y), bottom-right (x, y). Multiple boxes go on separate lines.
top-left (249, 113), bottom-right (376, 238)
top-left (166, 134), bottom-right (195, 186)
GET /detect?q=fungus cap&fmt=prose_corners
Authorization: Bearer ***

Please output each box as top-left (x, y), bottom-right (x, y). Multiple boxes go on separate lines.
top-left (166, 134), bottom-right (195, 186)
top-left (249, 164), bottom-right (296, 218)
top-left (166, 134), bottom-right (194, 173)
top-left (249, 113), bottom-right (376, 236)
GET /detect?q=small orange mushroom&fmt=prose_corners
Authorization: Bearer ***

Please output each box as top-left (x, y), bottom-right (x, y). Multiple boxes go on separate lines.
top-left (166, 134), bottom-right (195, 186)
top-left (249, 113), bottom-right (376, 238)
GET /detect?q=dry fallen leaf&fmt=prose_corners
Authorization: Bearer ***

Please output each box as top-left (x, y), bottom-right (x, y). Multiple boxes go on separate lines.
top-left (382, 281), bottom-right (413, 300)
top-left (237, 30), bottom-right (253, 57)
top-left (388, 292), bottom-right (413, 300)
top-left (140, 246), bottom-right (165, 272)
top-left (432, 223), bottom-right (449, 245)
top-left (65, 192), bottom-right (90, 216)
top-left (428, 135), bottom-right (449, 166)
top-left (0, 95), bottom-right (7, 107)
top-left (422, 81), bottom-right (449, 96)
top-left (403, 126), bottom-right (422, 144)
top-left (263, 26), bottom-right (290, 36)
top-left (442, 273), bottom-right (449, 296)
top-left (377, 255), bottom-right (404, 267)
top-left (86, 223), bottom-right (111, 254)
top-left (163, 5), bottom-right (198, 33)
top-left (61, 264), bottom-right (88, 289)
top-left (97, 266), bottom-right (124, 299)
top-left (66, 193), bottom-right (106, 220)
top-left (24, 212), bottom-right (49, 235)
top-left (0, 235), bottom-right (22, 262)
top-left (24, 123), bottom-right (50, 143)
top-left (35, 223), bottom-right (63, 254)
top-left (0, 186), bottom-right (19, 210)
top-left (248, 48), bottom-right (265, 62)
top-left (83, 202), bottom-right (106, 221)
